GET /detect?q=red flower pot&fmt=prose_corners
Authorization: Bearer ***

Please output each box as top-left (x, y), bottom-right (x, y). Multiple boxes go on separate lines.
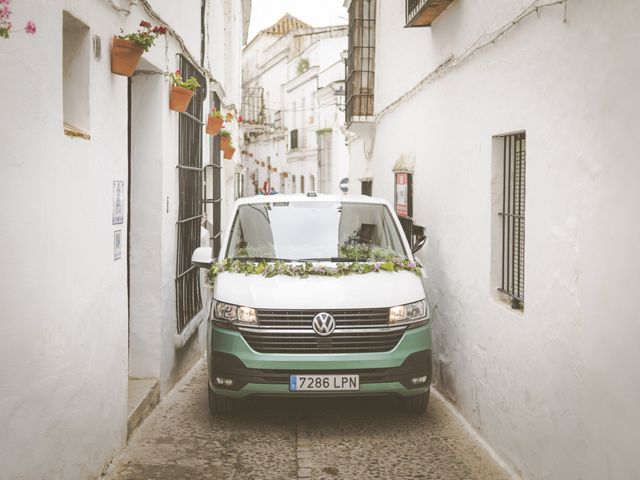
top-left (206, 116), bottom-right (224, 135)
top-left (111, 37), bottom-right (144, 77)
top-left (223, 146), bottom-right (236, 160)
top-left (220, 136), bottom-right (231, 151)
top-left (169, 86), bottom-right (194, 112)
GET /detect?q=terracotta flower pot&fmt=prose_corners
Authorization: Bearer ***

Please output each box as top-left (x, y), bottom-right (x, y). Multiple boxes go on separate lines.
top-left (169, 86), bottom-right (194, 112)
top-left (220, 136), bottom-right (231, 151)
top-left (223, 146), bottom-right (236, 160)
top-left (206, 116), bottom-right (224, 135)
top-left (111, 37), bottom-right (144, 77)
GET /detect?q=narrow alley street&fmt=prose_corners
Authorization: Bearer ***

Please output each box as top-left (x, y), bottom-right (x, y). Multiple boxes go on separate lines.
top-left (105, 359), bottom-right (509, 480)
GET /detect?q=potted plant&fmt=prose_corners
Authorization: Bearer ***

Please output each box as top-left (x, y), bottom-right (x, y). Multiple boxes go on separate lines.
top-left (223, 141), bottom-right (236, 160)
top-left (111, 21), bottom-right (166, 77)
top-left (169, 70), bottom-right (201, 112)
top-left (206, 108), bottom-right (224, 135)
top-left (219, 129), bottom-right (232, 151)
top-left (1, 2), bottom-right (37, 39)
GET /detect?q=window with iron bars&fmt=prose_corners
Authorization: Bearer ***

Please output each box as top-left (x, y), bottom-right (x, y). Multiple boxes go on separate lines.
top-left (497, 132), bottom-right (526, 309)
top-left (175, 55), bottom-right (206, 334)
top-left (346, 0), bottom-right (376, 125)
top-left (241, 87), bottom-right (268, 125)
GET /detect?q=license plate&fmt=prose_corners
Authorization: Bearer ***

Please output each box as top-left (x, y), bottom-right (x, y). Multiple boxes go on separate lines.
top-left (290, 374), bottom-right (360, 392)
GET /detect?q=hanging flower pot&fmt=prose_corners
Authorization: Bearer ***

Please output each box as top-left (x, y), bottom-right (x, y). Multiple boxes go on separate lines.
top-left (111, 37), bottom-right (144, 76)
top-left (206, 111), bottom-right (224, 135)
top-left (111, 21), bottom-right (166, 77)
top-left (169, 86), bottom-right (194, 112)
top-left (219, 129), bottom-right (232, 151)
top-left (223, 146), bottom-right (236, 160)
top-left (169, 70), bottom-right (201, 112)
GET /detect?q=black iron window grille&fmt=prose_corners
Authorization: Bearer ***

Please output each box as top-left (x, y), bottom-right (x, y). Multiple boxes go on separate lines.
top-left (498, 132), bottom-right (526, 309)
top-left (175, 55), bottom-right (206, 333)
top-left (290, 129), bottom-right (299, 150)
top-left (346, 0), bottom-right (376, 125)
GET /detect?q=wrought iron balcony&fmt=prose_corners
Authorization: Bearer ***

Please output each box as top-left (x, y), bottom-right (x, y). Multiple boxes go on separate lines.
top-left (241, 87), bottom-right (269, 126)
top-left (405, 0), bottom-right (454, 27)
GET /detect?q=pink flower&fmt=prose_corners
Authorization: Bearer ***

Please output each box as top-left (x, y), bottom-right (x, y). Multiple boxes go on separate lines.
top-left (0, 0), bottom-right (10, 4)
top-left (24, 20), bottom-right (35, 34)
top-left (0, 5), bottom-right (10, 18)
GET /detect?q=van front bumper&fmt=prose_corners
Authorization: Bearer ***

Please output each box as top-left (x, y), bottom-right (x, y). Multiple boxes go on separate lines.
top-left (208, 323), bottom-right (432, 399)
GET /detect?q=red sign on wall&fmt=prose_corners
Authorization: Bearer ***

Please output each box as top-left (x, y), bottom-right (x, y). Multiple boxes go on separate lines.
top-left (395, 173), bottom-right (409, 217)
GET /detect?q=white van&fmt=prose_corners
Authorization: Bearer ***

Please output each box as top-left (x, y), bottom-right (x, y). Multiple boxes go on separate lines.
top-left (193, 194), bottom-right (431, 414)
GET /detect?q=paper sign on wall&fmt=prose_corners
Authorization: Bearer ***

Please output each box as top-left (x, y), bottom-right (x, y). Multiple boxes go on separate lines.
top-left (112, 181), bottom-right (125, 225)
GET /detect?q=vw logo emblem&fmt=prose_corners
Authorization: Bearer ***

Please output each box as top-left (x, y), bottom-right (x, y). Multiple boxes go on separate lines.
top-left (312, 312), bottom-right (336, 336)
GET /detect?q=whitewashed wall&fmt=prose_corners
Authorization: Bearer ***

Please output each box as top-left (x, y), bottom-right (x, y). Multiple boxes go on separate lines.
top-left (348, 1), bottom-right (640, 478)
top-left (0, 0), bottom-right (245, 478)
top-left (242, 27), bottom-right (348, 196)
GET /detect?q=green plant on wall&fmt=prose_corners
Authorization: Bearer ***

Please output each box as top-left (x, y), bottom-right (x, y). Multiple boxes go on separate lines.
top-left (296, 58), bottom-right (310, 76)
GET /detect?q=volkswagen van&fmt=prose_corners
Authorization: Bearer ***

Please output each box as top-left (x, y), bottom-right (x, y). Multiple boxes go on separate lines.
top-left (192, 194), bottom-right (431, 414)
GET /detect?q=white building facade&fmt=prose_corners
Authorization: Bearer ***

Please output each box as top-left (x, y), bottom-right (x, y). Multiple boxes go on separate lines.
top-left (345, 0), bottom-right (640, 479)
top-left (0, 1), bottom-right (248, 479)
top-left (240, 15), bottom-right (349, 196)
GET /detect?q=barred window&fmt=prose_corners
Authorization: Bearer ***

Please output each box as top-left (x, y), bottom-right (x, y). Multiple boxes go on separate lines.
top-left (346, 0), bottom-right (376, 125)
top-left (497, 132), bottom-right (526, 309)
top-left (175, 55), bottom-right (206, 333)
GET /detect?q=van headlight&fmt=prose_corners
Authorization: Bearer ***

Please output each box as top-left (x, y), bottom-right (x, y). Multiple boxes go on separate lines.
top-left (213, 301), bottom-right (258, 325)
top-left (389, 299), bottom-right (429, 325)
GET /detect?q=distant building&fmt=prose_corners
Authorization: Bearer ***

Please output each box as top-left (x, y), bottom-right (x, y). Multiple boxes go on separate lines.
top-left (240, 14), bottom-right (349, 196)
top-left (0, 1), bottom-right (249, 479)
top-left (344, 0), bottom-right (640, 478)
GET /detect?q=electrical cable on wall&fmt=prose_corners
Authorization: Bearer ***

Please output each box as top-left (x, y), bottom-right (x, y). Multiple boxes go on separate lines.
top-left (361, 0), bottom-right (569, 160)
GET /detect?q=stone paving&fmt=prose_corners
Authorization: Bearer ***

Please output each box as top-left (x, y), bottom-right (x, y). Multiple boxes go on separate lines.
top-left (104, 359), bottom-right (510, 480)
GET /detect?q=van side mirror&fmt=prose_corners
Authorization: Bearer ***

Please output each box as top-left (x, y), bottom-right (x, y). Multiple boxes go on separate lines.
top-left (411, 234), bottom-right (427, 254)
top-left (192, 247), bottom-right (214, 268)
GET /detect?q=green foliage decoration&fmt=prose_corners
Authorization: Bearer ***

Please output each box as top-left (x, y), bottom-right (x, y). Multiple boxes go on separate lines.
top-left (207, 256), bottom-right (422, 286)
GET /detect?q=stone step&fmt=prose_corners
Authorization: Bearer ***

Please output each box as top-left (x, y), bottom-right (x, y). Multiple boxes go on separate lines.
top-left (127, 378), bottom-right (160, 438)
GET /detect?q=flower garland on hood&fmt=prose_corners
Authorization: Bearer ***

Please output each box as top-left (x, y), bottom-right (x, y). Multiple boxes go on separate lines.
top-left (206, 257), bottom-right (422, 286)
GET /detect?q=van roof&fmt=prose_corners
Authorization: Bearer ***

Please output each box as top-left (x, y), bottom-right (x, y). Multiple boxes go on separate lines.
top-left (235, 193), bottom-right (391, 206)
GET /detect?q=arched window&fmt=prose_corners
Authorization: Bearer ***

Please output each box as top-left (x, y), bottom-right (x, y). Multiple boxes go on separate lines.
top-left (310, 175), bottom-right (316, 192)
top-left (291, 175), bottom-right (297, 193)
top-left (301, 175), bottom-right (305, 194)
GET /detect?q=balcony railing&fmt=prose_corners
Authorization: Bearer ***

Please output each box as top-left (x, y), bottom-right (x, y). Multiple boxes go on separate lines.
top-left (241, 87), bottom-right (269, 125)
top-left (405, 0), bottom-right (454, 27)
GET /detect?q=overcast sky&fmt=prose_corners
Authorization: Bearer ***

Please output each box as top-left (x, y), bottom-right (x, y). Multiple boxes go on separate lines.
top-left (247, 0), bottom-right (347, 43)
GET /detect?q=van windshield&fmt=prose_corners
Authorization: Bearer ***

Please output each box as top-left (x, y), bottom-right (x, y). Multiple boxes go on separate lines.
top-left (225, 201), bottom-right (407, 262)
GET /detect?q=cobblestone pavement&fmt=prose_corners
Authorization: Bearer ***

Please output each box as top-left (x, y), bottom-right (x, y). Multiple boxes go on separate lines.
top-left (105, 359), bottom-right (510, 480)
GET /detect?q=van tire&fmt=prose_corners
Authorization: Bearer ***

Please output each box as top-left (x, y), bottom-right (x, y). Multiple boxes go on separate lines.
top-left (208, 385), bottom-right (234, 414)
top-left (402, 389), bottom-right (430, 414)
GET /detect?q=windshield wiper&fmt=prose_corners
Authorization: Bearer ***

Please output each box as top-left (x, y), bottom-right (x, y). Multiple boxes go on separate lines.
top-left (230, 256), bottom-right (296, 262)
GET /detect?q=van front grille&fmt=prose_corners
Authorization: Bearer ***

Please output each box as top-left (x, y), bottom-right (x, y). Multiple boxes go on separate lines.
top-left (239, 308), bottom-right (404, 354)
top-left (257, 308), bottom-right (390, 328)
